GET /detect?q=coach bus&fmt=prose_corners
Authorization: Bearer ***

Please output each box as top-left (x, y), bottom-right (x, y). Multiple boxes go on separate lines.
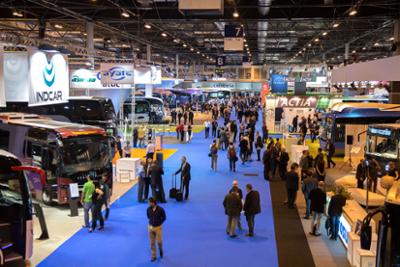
top-left (320, 103), bottom-right (400, 156)
top-left (0, 149), bottom-right (45, 265)
top-left (3, 97), bottom-right (117, 136)
top-left (123, 96), bottom-right (165, 124)
top-left (0, 113), bottom-right (113, 205)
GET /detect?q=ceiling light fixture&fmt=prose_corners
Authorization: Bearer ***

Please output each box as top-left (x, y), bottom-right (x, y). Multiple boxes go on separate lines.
top-left (362, 47), bottom-right (366, 50)
top-left (12, 10), bottom-right (23, 17)
top-left (190, 48), bottom-right (194, 51)
top-left (161, 32), bottom-right (167, 37)
top-left (54, 24), bottom-right (63, 29)
top-left (349, 8), bottom-right (358, 16)
top-left (144, 24), bottom-right (152, 29)
top-left (333, 23), bottom-right (340, 28)
top-left (121, 11), bottom-right (130, 18)
top-left (173, 39), bottom-right (179, 43)
top-left (196, 51), bottom-right (200, 54)
top-left (352, 50), bottom-right (356, 53)
top-left (233, 10), bottom-right (239, 18)
top-left (389, 37), bottom-right (395, 41)
top-left (314, 38), bottom-right (319, 42)
top-left (374, 42), bottom-right (379, 46)
top-left (322, 32), bottom-right (328, 36)
top-left (183, 43), bottom-right (187, 48)
top-left (308, 43), bottom-right (312, 47)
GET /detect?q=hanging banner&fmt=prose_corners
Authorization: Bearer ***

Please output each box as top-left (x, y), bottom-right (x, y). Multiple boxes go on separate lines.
top-left (28, 50), bottom-right (69, 106)
top-left (224, 25), bottom-right (244, 51)
top-left (4, 52), bottom-right (29, 102)
top-left (261, 82), bottom-right (269, 106)
top-left (0, 47), bottom-right (5, 107)
top-left (270, 74), bottom-right (288, 94)
top-left (150, 66), bottom-right (162, 85)
top-left (100, 63), bottom-right (134, 84)
top-left (70, 69), bottom-right (131, 89)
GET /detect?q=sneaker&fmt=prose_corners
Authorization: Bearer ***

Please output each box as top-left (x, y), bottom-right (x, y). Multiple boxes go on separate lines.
top-left (160, 250), bottom-right (164, 258)
top-left (98, 226), bottom-right (104, 231)
top-left (88, 228), bottom-right (93, 233)
top-left (245, 233), bottom-right (254, 237)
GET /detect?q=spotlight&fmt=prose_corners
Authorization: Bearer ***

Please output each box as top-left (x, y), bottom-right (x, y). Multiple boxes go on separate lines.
top-left (161, 32), bottom-right (167, 37)
top-left (349, 8), bottom-right (358, 16)
top-left (333, 23), bottom-right (340, 28)
top-left (121, 11), bottom-right (130, 18)
top-left (314, 38), bottom-right (319, 42)
top-left (144, 24), bottom-right (152, 29)
top-left (322, 32), bottom-right (328, 36)
top-left (308, 43), bottom-right (312, 47)
top-left (233, 11), bottom-right (239, 18)
top-left (183, 43), bottom-right (187, 48)
top-left (190, 47), bottom-right (194, 51)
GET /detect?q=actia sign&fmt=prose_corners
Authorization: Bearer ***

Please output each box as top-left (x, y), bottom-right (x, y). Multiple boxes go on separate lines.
top-left (100, 63), bottom-right (134, 84)
top-left (29, 50), bottom-right (69, 106)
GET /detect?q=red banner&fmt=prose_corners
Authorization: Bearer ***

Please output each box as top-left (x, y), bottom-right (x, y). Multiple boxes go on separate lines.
top-left (261, 82), bottom-right (269, 106)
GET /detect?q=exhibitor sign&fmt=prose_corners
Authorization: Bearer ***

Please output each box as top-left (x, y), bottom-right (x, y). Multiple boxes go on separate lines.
top-left (276, 96), bottom-right (317, 108)
top-left (28, 50), bottom-right (69, 106)
top-left (100, 63), bottom-right (134, 84)
top-left (70, 69), bottom-right (131, 89)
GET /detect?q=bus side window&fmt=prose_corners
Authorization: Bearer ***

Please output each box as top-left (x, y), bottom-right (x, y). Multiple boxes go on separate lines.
top-left (26, 141), bottom-right (32, 157)
top-left (0, 129), bottom-right (10, 150)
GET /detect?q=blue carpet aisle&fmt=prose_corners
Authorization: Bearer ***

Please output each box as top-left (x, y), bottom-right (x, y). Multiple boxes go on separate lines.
top-left (38, 119), bottom-right (278, 267)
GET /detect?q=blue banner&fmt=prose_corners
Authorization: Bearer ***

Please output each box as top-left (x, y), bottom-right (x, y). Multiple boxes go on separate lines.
top-left (270, 74), bottom-right (288, 94)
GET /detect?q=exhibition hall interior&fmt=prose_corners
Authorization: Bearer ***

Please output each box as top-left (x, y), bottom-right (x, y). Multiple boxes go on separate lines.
top-left (1, 0), bottom-right (400, 267)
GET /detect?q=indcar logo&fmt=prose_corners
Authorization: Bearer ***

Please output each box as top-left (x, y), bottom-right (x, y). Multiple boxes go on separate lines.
top-left (102, 66), bottom-right (133, 81)
top-left (43, 59), bottom-right (56, 87)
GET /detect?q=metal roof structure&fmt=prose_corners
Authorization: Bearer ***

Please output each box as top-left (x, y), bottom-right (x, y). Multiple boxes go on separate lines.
top-left (0, 0), bottom-right (399, 66)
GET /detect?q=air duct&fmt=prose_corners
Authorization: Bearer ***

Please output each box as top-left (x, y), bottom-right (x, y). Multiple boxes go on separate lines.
top-left (258, 0), bottom-right (272, 16)
top-left (257, 1), bottom-right (272, 61)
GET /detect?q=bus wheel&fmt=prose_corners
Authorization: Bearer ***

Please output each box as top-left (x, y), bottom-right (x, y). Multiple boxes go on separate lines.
top-left (42, 189), bottom-right (53, 206)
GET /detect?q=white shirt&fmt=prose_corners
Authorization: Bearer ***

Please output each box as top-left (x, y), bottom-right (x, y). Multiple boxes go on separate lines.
top-left (146, 143), bottom-right (155, 154)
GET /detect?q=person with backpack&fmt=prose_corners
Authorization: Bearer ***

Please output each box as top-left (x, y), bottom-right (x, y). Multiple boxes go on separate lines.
top-left (210, 139), bottom-right (219, 171)
top-left (227, 142), bottom-right (237, 172)
top-left (89, 181), bottom-right (104, 233)
top-left (255, 131), bottom-right (263, 161)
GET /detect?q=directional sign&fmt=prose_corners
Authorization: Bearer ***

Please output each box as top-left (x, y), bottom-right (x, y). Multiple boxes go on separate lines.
top-left (224, 25), bottom-right (244, 51)
top-left (242, 56), bottom-right (252, 67)
top-left (216, 56), bottom-right (225, 67)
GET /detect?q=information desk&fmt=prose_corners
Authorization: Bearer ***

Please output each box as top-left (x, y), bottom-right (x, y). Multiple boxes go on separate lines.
top-left (116, 158), bottom-right (141, 182)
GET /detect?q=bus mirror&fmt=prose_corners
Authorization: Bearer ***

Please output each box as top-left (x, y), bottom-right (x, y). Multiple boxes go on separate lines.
top-left (11, 166), bottom-right (46, 189)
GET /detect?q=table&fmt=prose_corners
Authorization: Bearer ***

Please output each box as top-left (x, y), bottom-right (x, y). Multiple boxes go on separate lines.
top-left (116, 158), bottom-right (141, 182)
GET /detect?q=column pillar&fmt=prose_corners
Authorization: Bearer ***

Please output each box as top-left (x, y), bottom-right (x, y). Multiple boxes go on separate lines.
top-left (86, 22), bottom-right (94, 96)
top-left (176, 54), bottom-right (179, 79)
top-left (146, 44), bottom-right (151, 63)
top-left (390, 20), bottom-right (400, 103)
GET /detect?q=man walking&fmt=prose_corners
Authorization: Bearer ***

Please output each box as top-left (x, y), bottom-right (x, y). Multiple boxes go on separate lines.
top-left (309, 181), bottom-right (327, 236)
top-left (188, 109), bottom-right (194, 125)
top-left (227, 142), bottom-right (237, 172)
top-left (223, 190), bottom-right (243, 238)
top-left (147, 198), bottom-right (166, 262)
top-left (174, 156), bottom-right (191, 200)
top-left (279, 147), bottom-right (289, 180)
top-left (301, 170), bottom-right (318, 219)
top-left (204, 121), bottom-right (210, 139)
top-left (325, 139), bottom-right (336, 168)
top-left (81, 175), bottom-right (95, 228)
top-left (229, 180), bottom-right (243, 231)
top-left (211, 120), bottom-right (218, 138)
top-left (328, 187), bottom-right (347, 240)
top-left (243, 184), bottom-right (261, 237)
top-left (285, 163), bottom-right (300, 209)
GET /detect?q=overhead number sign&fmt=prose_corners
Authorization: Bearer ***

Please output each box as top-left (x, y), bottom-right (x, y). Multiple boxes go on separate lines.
top-left (100, 63), bottom-right (134, 84)
top-left (224, 25), bottom-right (244, 51)
top-left (28, 50), bottom-right (69, 106)
top-left (216, 56), bottom-right (225, 67)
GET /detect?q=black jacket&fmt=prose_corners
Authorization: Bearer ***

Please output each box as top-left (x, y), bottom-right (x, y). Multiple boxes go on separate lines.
top-left (328, 194), bottom-right (346, 217)
top-left (150, 164), bottom-right (164, 186)
top-left (285, 171), bottom-right (299, 190)
top-left (175, 162), bottom-right (191, 181)
top-left (309, 188), bottom-right (327, 213)
top-left (223, 193), bottom-right (242, 216)
top-left (279, 151), bottom-right (289, 165)
top-left (147, 205), bottom-right (166, 227)
top-left (229, 186), bottom-right (243, 199)
top-left (244, 190), bottom-right (261, 216)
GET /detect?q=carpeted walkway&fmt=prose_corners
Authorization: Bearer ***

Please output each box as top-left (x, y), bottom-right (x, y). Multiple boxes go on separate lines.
top-left (38, 119), bottom-right (278, 267)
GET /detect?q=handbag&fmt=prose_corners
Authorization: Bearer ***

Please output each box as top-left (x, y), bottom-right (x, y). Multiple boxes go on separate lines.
top-left (208, 153), bottom-right (212, 157)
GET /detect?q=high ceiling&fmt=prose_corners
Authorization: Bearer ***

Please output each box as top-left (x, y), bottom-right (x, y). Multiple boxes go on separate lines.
top-left (0, 0), bottom-right (399, 66)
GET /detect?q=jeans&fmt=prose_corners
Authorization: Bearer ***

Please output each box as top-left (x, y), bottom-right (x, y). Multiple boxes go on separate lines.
top-left (330, 215), bottom-right (341, 239)
top-left (205, 128), bottom-right (209, 138)
top-left (229, 158), bottom-right (236, 171)
top-left (91, 203), bottom-right (104, 229)
top-left (311, 212), bottom-right (323, 234)
top-left (211, 156), bottom-right (218, 171)
top-left (148, 225), bottom-right (163, 259)
top-left (83, 202), bottom-right (93, 228)
top-left (227, 216), bottom-right (238, 236)
top-left (240, 151), bottom-right (247, 163)
top-left (246, 214), bottom-right (255, 234)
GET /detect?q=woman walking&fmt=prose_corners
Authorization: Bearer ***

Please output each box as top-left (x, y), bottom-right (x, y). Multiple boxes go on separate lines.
top-left (255, 131), bottom-right (263, 161)
top-left (210, 139), bottom-right (219, 171)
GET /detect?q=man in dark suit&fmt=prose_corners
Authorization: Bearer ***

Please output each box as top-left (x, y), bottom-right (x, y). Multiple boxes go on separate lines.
top-left (328, 187), bottom-right (347, 240)
top-left (151, 160), bottom-right (166, 203)
top-left (229, 180), bottom-right (243, 230)
top-left (174, 156), bottom-right (191, 200)
top-left (285, 163), bottom-right (300, 209)
top-left (243, 184), bottom-right (261, 237)
top-left (223, 191), bottom-right (242, 238)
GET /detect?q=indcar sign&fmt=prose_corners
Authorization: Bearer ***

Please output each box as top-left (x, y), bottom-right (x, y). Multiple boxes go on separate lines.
top-left (100, 63), bottom-right (134, 84)
top-left (29, 50), bottom-right (69, 106)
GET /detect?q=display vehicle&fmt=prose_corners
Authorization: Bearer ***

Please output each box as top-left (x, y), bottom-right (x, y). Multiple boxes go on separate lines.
top-left (123, 96), bottom-right (165, 124)
top-left (0, 149), bottom-right (44, 265)
top-left (0, 113), bottom-right (113, 205)
top-left (3, 97), bottom-right (117, 136)
top-left (320, 103), bottom-right (400, 156)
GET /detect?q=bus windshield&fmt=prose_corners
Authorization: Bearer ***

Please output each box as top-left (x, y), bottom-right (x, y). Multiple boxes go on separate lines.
top-left (60, 136), bottom-right (111, 174)
top-left (367, 134), bottom-right (397, 159)
top-left (0, 158), bottom-right (24, 206)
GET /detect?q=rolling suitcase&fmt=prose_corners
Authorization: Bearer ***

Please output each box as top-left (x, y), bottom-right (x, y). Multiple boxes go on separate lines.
top-left (175, 190), bottom-right (183, 202)
top-left (169, 174), bottom-right (178, 199)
